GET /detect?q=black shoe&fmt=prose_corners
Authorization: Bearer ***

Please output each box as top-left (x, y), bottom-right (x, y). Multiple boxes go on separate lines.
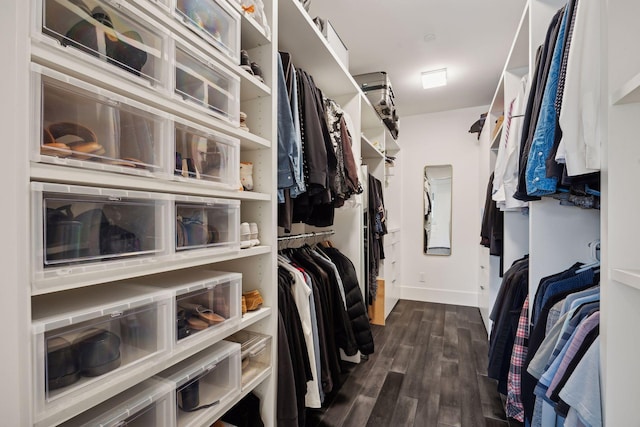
top-left (46, 337), bottom-right (81, 391)
top-left (250, 62), bottom-right (264, 82)
top-left (240, 50), bottom-right (251, 67)
top-left (240, 50), bottom-right (253, 75)
top-left (178, 380), bottom-right (200, 411)
top-left (76, 329), bottom-right (121, 377)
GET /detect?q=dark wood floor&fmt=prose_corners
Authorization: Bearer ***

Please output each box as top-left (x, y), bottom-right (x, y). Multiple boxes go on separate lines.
top-left (305, 300), bottom-right (510, 427)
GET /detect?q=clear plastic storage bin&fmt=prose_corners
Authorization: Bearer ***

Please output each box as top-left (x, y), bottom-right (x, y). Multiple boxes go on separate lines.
top-left (33, 64), bottom-right (168, 176)
top-left (36, 0), bottom-right (168, 88)
top-left (124, 270), bottom-right (241, 348)
top-left (173, 41), bottom-right (240, 126)
top-left (157, 341), bottom-right (241, 427)
top-left (173, 118), bottom-right (240, 188)
top-left (174, 195), bottom-right (240, 253)
top-left (32, 285), bottom-right (171, 421)
top-left (173, 0), bottom-right (240, 62)
top-left (32, 182), bottom-right (170, 286)
top-left (225, 331), bottom-right (271, 388)
top-left (59, 378), bottom-right (173, 427)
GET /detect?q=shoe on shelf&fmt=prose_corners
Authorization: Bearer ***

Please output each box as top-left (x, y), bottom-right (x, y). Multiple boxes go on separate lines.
top-left (239, 111), bottom-right (250, 132)
top-left (242, 289), bottom-right (263, 311)
top-left (240, 222), bottom-right (252, 249)
top-left (250, 62), bottom-right (264, 82)
top-left (249, 222), bottom-right (260, 247)
top-left (240, 50), bottom-right (253, 75)
top-left (240, 162), bottom-right (254, 191)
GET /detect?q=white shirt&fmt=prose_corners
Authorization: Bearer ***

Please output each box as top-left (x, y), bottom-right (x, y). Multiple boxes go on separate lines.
top-left (278, 258), bottom-right (322, 408)
top-left (493, 74), bottom-right (529, 210)
top-left (556, 0), bottom-right (602, 176)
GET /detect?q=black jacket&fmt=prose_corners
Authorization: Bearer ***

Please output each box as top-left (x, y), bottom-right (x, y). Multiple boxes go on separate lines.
top-left (319, 246), bottom-right (375, 355)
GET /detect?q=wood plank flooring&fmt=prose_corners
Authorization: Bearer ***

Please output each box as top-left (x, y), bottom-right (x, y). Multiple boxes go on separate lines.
top-left (305, 300), bottom-right (510, 427)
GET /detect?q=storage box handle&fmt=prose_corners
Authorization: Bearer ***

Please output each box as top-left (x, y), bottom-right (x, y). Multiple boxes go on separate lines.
top-left (249, 343), bottom-right (267, 357)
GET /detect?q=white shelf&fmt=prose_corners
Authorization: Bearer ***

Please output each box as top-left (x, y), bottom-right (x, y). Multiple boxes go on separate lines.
top-left (19, 0), bottom-right (277, 424)
top-left (198, 367), bottom-right (272, 427)
top-left (361, 94), bottom-right (382, 129)
top-left (227, 2), bottom-right (272, 46)
top-left (361, 135), bottom-right (384, 159)
top-left (241, 306), bottom-right (273, 328)
top-left (240, 70), bottom-right (272, 102)
top-left (32, 246), bottom-right (273, 295)
top-left (386, 130), bottom-right (400, 152)
top-left (30, 163), bottom-right (271, 201)
top-left (30, 45), bottom-right (272, 149)
top-left (278, 0), bottom-right (359, 98)
top-left (241, 366), bottom-right (272, 392)
top-left (612, 71), bottom-right (640, 105)
top-left (488, 76), bottom-right (505, 118)
top-left (612, 269), bottom-right (640, 291)
top-left (505, 4), bottom-right (530, 72)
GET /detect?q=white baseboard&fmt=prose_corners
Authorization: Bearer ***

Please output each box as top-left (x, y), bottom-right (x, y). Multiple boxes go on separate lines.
top-left (399, 286), bottom-right (479, 307)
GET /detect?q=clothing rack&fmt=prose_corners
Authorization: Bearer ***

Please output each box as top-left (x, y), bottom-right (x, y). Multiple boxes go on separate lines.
top-left (277, 230), bottom-right (335, 249)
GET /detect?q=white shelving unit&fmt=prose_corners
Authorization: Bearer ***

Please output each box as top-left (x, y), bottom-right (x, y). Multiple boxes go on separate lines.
top-left (278, 0), bottom-right (401, 324)
top-left (483, 0), bottom-right (613, 422)
top-left (481, 0), bottom-right (603, 330)
top-left (1, 0), bottom-right (278, 425)
top-left (278, 0), bottom-right (366, 297)
top-left (605, 1), bottom-right (640, 424)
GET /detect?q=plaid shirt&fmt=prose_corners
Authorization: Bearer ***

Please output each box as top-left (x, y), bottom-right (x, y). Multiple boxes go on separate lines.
top-left (506, 296), bottom-right (529, 422)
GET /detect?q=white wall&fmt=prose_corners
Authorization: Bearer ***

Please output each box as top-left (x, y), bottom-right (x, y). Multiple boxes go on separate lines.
top-left (399, 105), bottom-right (485, 307)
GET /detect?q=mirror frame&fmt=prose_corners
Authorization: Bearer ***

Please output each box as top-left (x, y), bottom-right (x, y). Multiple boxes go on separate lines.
top-left (424, 164), bottom-right (453, 256)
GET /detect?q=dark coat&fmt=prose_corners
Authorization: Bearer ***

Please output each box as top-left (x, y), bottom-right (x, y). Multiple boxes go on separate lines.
top-left (319, 246), bottom-right (375, 355)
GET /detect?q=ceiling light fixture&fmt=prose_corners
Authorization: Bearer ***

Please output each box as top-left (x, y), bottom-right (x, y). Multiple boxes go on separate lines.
top-left (421, 68), bottom-right (447, 89)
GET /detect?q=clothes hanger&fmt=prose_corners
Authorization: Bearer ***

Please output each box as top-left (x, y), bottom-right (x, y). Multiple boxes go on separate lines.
top-left (576, 239), bottom-right (600, 273)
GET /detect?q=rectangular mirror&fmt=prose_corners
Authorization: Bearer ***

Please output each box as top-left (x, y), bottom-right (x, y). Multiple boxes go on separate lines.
top-left (424, 164), bottom-right (452, 255)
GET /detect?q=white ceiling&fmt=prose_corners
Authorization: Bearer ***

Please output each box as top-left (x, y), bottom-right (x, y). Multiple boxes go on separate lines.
top-left (308, 0), bottom-right (527, 117)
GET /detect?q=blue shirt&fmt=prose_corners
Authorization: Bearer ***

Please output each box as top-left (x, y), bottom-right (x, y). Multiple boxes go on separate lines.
top-left (525, 6), bottom-right (570, 196)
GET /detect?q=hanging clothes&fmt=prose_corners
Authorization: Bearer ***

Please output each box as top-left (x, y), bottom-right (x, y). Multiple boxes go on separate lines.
top-left (520, 263), bottom-right (600, 425)
top-left (276, 242), bottom-right (375, 422)
top-left (367, 174), bottom-right (386, 303)
top-left (480, 172), bottom-right (504, 256)
top-left (487, 255), bottom-right (528, 394)
top-left (290, 68), bottom-right (336, 228)
top-left (277, 312), bottom-right (299, 427)
top-left (278, 268), bottom-right (313, 427)
top-left (505, 295), bottom-right (529, 422)
top-left (513, 7), bottom-right (563, 202)
top-left (492, 74), bottom-right (529, 210)
top-left (555, 0), bottom-right (602, 176)
top-left (277, 52), bottom-right (362, 232)
top-left (318, 245), bottom-right (374, 355)
top-left (323, 98), bottom-right (362, 207)
top-left (524, 1), bottom-right (572, 196)
top-left (278, 257), bottom-right (322, 409)
top-left (502, 0), bottom-right (601, 207)
top-left (490, 256), bottom-right (602, 427)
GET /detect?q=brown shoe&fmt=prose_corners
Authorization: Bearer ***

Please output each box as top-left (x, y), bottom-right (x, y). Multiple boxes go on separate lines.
top-left (242, 290), bottom-right (263, 311)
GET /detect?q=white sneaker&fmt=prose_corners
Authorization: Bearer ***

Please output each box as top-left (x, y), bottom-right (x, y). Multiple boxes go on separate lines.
top-left (249, 222), bottom-right (260, 246)
top-left (240, 222), bottom-right (251, 249)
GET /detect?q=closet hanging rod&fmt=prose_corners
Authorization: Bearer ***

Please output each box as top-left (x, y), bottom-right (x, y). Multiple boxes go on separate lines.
top-left (277, 230), bottom-right (335, 242)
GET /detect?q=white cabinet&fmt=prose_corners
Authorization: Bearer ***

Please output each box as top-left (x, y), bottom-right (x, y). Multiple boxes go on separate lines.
top-left (4, 0), bottom-right (277, 424)
top-left (484, 0), bottom-right (606, 422)
top-left (382, 228), bottom-right (401, 318)
top-left (604, 1), bottom-right (640, 424)
top-left (276, 0), bottom-right (402, 324)
top-left (278, 0), bottom-right (365, 290)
